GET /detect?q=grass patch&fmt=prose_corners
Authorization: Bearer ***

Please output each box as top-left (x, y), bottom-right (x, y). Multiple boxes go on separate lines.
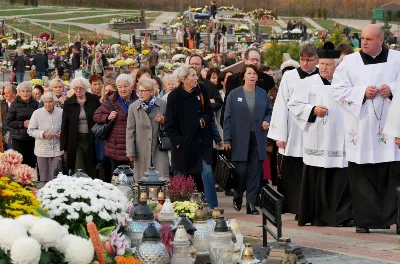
top-left (0, 4), bottom-right (35, 9)
top-left (67, 14), bottom-right (142, 24)
top-left (23, 11), bottom-right (142, 20)
top-left (0, 8), bottom-right (66, 16)
top-left (281, 18), bottom-right (315, 30)
top-left (313, 19), bottom-right (360, 32)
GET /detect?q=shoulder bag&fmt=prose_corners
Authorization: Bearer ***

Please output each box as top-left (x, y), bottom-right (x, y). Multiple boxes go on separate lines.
top-left (91, 100), bottom-right (116, 140)
top-left (158, 125), bottom-right (172, 151)
top-left (214, 150), bottom-right (238, 189)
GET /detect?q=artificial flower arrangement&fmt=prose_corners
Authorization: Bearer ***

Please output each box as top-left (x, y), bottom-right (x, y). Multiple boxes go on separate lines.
top-left (115, 60), bottom-right (127, 67)
top-left (158, 49), bottom-right (167, 56)
top-left (0, 150), bottom-right (38, 189)
top-left (7, 39), bottom-right (17, 49)
top-left (168, 176), bottom-right (196, 202)
top-left (0, 176), bottom-right (41, 218)
top-left (141, 49), bottom-right (149, 56)
top-left (37, 176), bottom-right (128, 236)
top-left (171, 53), bottom-right (186, 62)
top-left (162, 19), bottom-right (168, 24)
top-left (172, 201), bottom-right (199, 220)
top-left (30, 79), bottom-right (44, 87)
top-left (235, 24), bottom-right (250, 33)
top-left (0, 215), bottom-right (94, 264)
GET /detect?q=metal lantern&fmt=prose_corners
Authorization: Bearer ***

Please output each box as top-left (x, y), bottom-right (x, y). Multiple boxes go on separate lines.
top-left (126, 195), bottom-right (161, 248)
top-left (112, 165), bottom-right (134, 185)
top-left (171, 225), bottom-right (195, 264)
top-left (231, 219), bottom-right (244, 262)
top-left (114, 171), bottom-right (132, 198)
top-left (137, 223), bottom-right (169, 264)
top-left (240, 244), bottom-right (259, 264)
top-left (208, 216), bottom-right (234, 264)
top-left (158, 198), bottom-right (175, 224)
top-left (263, 238), bottom-right (310, 264)
top-left (190, 192), bottom-right (202, 205)
top-left (209, 208), bottom-right (222, 231)
top-left (137, 167), bottom-right (167, 201)
top-left (171, 213), bottom-right (197, 236)
top-left (192, 206), bottom-right (210, 256)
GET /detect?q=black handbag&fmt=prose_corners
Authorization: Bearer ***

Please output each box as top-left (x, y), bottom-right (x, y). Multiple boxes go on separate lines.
top-left (214, 151), bottom-right (237, 189)
top-left (91, 100), bottom-right (115, 140)
top-left (158, 126), bottom-right (172, 151)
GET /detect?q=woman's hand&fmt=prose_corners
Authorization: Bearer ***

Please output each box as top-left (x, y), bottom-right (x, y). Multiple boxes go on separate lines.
top-left (155, 113), bottom-right (165, 125)
top-left (24, 120), bottom-right (29, 128)
top-left (128, 156), bottom-right (135, 162)
top-left (108, 111), bottom-right (118, 120)
top-left (262, 121), bottom-right (269, 130)
top-left (224, 143), bottom-right (231, 151)
top-left (58, 97), bottom-right (66, 104)
top-left (395, 138), bottom-right (400, 149)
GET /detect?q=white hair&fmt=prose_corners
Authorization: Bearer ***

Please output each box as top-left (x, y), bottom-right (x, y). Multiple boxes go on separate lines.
top-left (162, 74), bottom-right (175, 82)
top-left (71, 77), bottom-right (90, 91)
top-left (41, 92), bottom-right (57, 101)
top-left (116, 74), bottom-right (133, 86)
top-left (280, 59), bottom-right (300, 70)
top-left (173, 65), bottom-right (196, 82)
top-left (17, 81), bottom-right (33, 93)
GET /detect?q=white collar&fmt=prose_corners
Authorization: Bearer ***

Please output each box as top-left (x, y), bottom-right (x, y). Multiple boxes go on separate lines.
top-left (371, 48), bottom-right (382, 59)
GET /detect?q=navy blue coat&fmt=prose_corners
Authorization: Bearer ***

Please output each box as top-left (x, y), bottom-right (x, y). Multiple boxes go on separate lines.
top-left (223, 87), bottom-right (272, 162)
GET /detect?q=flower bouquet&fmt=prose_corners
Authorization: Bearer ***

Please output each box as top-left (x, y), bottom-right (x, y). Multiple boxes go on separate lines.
top-left (141, 49), bottom-right (149, 56)
top-left (7, 39), bottom-right (17, 50)
top-left (172, 201), bottom-right (198, 220)
top-left (0, 176), bottom-right (41, 218)
top-left (38, 176), bottom-right (128, 236)
top-left (30, 79), bottom-right (44, 86)
top-left (0, 215), bottom-right (94, 264)
top-left (168, 176), bottom-right (196, 202)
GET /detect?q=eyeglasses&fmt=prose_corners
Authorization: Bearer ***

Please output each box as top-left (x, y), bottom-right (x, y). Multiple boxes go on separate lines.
top-left (74, 87), bottom-right (85, 91)
top-left (300, 58), bottom-right (317, 63)
top-left (136, 89), bottom-right (151, 94)
top-left (248, 58), bottom-right (260, 62)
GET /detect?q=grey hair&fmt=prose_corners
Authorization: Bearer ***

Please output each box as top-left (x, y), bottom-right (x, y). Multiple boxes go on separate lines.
top-left (41, 92), bottom-right (57, 101)
top-left (162, 74), bottom-right (175, 82)
top-left (173, 65), bottom-right (196, 82)
top-left (273, 70), bottom-right (282, 86)
top-left (116, 73), bottom-right (133, 86)
top-left (137, 77), bottom-right (157, 91)
top-left (49, 77), bottom-right (64, 90)
top-left (17, 81), bottom-right (33, 93)
top-left (300, 42), bottom-right (318, 58)
top-left (71, 77), bottom-right (90, 91)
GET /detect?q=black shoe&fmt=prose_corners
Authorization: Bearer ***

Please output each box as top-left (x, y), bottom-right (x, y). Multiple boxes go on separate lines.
top-left (225, 190), bottom-right (234, 196)
top-left (295, 214), bottom-right (298, 221)
top-left (341, 219), bottom-right (355, 227)
top-left (246, 203), bottom-right (259, 215)
top-left (356, 226), bottom-right (370, 233)
top-left (397, 225), bottom-right (400, 235)
top-left (233, 197), bottom-right (242, 212)
top-left (216, 186), bottom-right (224, 192)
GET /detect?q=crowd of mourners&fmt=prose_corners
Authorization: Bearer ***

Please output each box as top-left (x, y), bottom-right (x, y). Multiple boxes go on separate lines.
top-left (2, 23), bottom-right (400, 235)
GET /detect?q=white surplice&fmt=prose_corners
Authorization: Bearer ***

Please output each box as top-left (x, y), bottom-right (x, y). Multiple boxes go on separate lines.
top-left (288, 75), bottom-right (347, 168)
top-left (331, 50), bottom-right (400, 164)
top-left (267, 69), bottom-right (305, 157)
top-left (384, 74), bottom-right (400, 137)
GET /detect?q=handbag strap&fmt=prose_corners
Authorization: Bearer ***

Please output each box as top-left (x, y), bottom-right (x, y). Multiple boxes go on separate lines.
top-left (106, 99), bottom-right (115, 111)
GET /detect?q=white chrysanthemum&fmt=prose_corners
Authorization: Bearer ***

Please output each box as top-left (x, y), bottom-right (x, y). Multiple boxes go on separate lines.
top-left (10, 237), bottom-right (41, 264)
top-left (15, 215), bottom-right (40, 232)
top-left (62, 235), bottom-right (94, 264)
top-left (29, 218), bottom-right (63, 250)
top-left (85, 215), bottom-right (93, 223)
top-left (0, 219), bottom-right (28, 251)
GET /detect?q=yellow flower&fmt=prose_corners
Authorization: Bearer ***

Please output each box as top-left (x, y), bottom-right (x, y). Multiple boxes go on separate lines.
top-left (115, 60), bottom-right (127, 66)
top-left (142, 49), bottom-right (149, 56)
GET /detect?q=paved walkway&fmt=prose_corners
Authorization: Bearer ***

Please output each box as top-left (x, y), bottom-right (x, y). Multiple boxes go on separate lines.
top-left (146, 11), bottom-right (179, 30)
top-left (304, 17), bottom-right (323, 30)
top-left (217, 193), bottom-right (400, 263)
top-left (275, 18), bottom-right (287, 29)
top-left (332, 18), bottom-right (399, 32)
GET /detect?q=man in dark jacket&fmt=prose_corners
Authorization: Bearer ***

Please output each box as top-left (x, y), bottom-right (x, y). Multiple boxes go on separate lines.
top-left (220, 48), bottom-right (275, 127)
top-left (32, 49), bottom-right (49, 79)
top-left (1, 84), bottom-right (16, 150)
top-left (210, 0), bottom-right (217, 19)
top-left (12, 49), bottom-right (26, 84)
top-left (71, 46), bottom-right (81, 72)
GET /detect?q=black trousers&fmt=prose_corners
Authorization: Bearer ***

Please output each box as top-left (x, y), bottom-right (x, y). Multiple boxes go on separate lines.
top-left (12, 138), bottom-right (36, 169)
top-left (232, 132), bottom-right (263, 204)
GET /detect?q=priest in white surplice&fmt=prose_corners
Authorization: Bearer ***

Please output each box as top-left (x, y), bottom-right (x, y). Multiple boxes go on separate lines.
top-left (267, 42), bottom-right (319, 217)
top-left (332, 24), bottom-right (400, 234)
top-left (288, 42), bottom-right (353, 227)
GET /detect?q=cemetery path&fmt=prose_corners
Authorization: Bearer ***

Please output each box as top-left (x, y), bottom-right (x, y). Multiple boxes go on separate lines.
top-left (148, 11), bottom-right (180, 30)
top-left (303, 17), bottom-right (323, 30)
top-left (332, 18), bottom-right (399, 32)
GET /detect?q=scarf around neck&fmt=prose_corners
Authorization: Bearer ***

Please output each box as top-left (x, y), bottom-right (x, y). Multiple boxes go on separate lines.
top-left (139, 96), bottom-right (156, 114)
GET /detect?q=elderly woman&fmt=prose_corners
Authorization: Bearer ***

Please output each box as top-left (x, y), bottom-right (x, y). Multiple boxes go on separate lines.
top-left (6, 81), bottom-right (39, 168)
top-left (94, 74), bottom-right (134, 178)
top-left (28, 92), bottom-right (63, 182)
top-left (164, 65), bottom-right (214, 193)
top-left (126, 78), bottom-right (169, 182)
top-left (223, 64), bottom-right (273, 215)
top-left (40, 78), bottom-right (67, 109)
top-left (101, 80), bottom-right (117, 103)
top-left (60, 77), bottom-right (100, 177)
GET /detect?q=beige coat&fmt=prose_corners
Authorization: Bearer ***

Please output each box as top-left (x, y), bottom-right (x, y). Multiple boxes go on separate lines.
top-left (126, 98), bottom-right (169, 182)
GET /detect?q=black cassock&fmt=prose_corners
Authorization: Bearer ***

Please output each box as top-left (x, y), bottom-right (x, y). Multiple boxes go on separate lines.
top-left (298, 165), bottom-right (353, 226)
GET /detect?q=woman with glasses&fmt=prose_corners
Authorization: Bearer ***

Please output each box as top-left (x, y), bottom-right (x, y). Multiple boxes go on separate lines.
top-left (94, 74), bottom-right (134, 179)
top-left (60, 77), bottom-right (100, 177)
top-left (126, 78), bottom-right (169, 183)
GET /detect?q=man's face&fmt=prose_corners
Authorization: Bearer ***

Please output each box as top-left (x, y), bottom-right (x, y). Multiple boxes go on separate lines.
top-left (4, 86), bottom-right (15, 102)
top-left (244, 50), bottom-right (261, 69)
top-left (361, 27), bottom-right (383, 56)
top-left (319, 59), bottom-right (336, 80)
top-left (90, 81), bottom-right (103, 96)
top-left (32, 88), bottom-right (43, 101)
top-left (299, 54), bottom-right (318, 73)
top-left (189, 56), bottom-right (203, 76)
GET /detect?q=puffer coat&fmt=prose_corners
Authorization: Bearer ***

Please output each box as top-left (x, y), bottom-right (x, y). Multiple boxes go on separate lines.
top-left (93, 92), bottom-right (131, 161)
top-left (6, 96), bottom-right (39, 140)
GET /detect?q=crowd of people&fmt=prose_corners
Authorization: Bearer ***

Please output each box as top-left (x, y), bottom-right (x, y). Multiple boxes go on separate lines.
top-left (1, 22), bottom-right (400, 231)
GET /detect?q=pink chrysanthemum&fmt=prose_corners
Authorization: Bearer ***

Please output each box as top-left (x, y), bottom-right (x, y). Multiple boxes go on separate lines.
top-left (0, 150), bottom-right (23, 165)
top-left (13, 165), bottom-right (38, 185)
top-left (0, 161), bottom-right (12, 175)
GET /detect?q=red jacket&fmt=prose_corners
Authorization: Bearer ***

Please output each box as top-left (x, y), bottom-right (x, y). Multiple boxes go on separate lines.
top-left (93, 92), bottom-right (131, 161)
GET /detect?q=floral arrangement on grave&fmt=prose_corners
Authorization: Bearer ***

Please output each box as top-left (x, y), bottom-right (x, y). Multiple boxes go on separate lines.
top-left (0, 176), bottom-right (41, 218)
top-left (39, 32), bottom-right (50, 40)
top-left (7, 39), bottom-right (17, 49)
top-left (0, 150), bottom-right (38, 190)
top-left (231, 12), bottom-right (246, 19)
top-left (141, 49), bottom-right (149, 56)
top-left (162, 20), bottom-right (168, 24)
top-left (247, 8), bottom-right (273, 20)
top-left (168, 176), bottom-right (196, 202)
top-left (235, 24), bottom-right (250, 33)
top-left (30, 78), bottom-right (44, 87)
top-left (87, 221), bottom-right (143, 264)
top-left (172, 201), bottom-right (199, 220)
top-left (37, 175), bottom-right (128, 236)
top-left (115, 60), bottom-right (127, 67)
top-left (218, 5), bottom-right (238, 11)
top-left (0, 215), bottom-right (94, 264)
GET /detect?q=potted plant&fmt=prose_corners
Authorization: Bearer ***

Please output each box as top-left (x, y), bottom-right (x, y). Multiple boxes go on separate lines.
top-left (168, 176), bottom-right (196, 202)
